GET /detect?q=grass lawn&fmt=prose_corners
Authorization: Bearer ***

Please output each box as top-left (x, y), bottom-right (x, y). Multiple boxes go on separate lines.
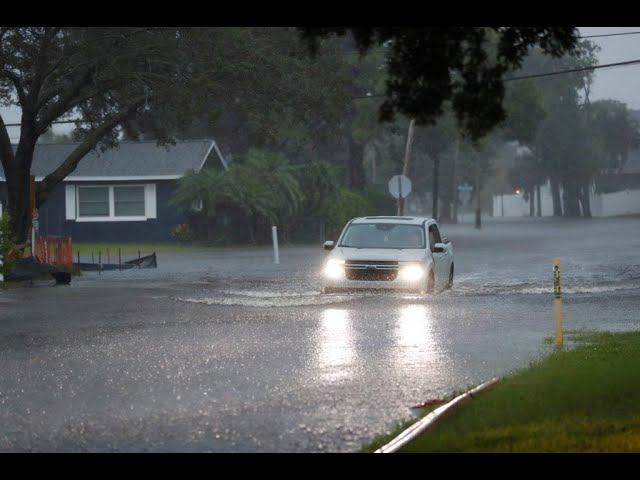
top-left (364, 330), bottom-right (640, 453)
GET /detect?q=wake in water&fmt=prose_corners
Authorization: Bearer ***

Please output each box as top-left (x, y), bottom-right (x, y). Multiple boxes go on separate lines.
top-left (173, 259), bottom-right (640, 307)
top-left (176, 290), bottom-right (374, 307)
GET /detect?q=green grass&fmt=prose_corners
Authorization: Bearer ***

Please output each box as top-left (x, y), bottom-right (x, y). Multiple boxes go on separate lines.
top-left (369, 330), bottom-right (640, 453)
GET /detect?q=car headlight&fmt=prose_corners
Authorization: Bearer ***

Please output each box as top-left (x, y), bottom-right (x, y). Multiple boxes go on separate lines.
top-left (324, 258), bottom-right (345, 279)
top-left (399, 264), bottom-right (425, 281)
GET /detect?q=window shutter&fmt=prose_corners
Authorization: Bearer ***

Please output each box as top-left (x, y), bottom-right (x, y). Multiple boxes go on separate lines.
top-left (145, 184), bottom-right (157, 219)
top-left (65, 185), bottom-right (76, 220)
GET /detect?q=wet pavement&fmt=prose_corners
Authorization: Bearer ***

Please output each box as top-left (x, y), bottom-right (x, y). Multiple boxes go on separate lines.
top-left (1, 217), bottom-right (639, 452)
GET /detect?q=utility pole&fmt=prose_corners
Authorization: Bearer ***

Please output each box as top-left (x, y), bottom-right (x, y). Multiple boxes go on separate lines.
top-left (474, 153), bottom-right (482, 229)
top-left (451, 139), bottom-right (460, 224)
top-left (397, 119), bottom-right (415, 216)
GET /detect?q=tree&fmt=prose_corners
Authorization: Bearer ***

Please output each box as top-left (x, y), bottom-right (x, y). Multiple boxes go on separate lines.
top-left (500, 79), bottom-right (548, 214)
top-left (414, 113), bottom-right (457, 220)
top-left (0, 27), bottom-right (219, 243)
top-left (171, 149), bottom-right (304, 244)
top-left (505, 40), bottom-right (598, 216)
top-left (589, 99), bottom-right (640, 174)
top-left (298, 27), bottom-right (579, 142)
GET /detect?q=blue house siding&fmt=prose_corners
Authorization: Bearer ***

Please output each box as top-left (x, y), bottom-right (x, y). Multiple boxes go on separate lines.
top-left (2, 139), bottom-right (224, 243)
top-left (38, 180), bottom-right (187, 242)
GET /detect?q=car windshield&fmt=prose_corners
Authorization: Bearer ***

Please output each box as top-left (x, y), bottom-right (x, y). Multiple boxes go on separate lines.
top-left (339, 223), bottom-right (425, 249)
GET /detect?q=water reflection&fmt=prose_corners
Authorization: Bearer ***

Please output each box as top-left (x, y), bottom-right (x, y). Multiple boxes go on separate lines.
top-left (394, 304), bottom-right (438, 368)
top-left (315, 309), bottom-right (355, 382)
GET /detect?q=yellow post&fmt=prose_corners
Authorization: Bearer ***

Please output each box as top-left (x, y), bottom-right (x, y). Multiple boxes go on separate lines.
top-left (553, 258), bottom-right (563, 349)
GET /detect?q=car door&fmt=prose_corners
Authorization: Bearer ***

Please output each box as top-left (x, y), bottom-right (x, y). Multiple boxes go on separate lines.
top-left (427, 222), bottom-right (452, 289)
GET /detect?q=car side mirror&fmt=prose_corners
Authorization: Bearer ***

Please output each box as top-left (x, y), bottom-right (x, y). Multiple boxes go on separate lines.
top-left (323, 241), bottom-right (335, 251)
top-left (433, 243), bottom-right (445, 253)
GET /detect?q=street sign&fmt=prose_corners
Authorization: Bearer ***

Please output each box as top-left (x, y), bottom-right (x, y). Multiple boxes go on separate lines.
top-left (459, 190), bottom-right (471, 206)
top-left (457, 183), bottom-right (473, 191)
top-left (388, 174), bottom-right (412, 199)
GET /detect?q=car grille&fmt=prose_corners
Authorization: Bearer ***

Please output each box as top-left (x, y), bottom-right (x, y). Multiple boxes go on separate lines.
top-left (344, 260), bottom-right (399, 281)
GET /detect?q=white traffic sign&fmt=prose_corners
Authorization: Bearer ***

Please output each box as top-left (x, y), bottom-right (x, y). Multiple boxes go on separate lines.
top-left (388, 175), bottom-right (412, 199)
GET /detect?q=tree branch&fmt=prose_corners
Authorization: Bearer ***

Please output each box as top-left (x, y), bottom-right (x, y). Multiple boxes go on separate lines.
top-left (33, 67), bottom-right (93, 124)
top-left (26, 27), bottom-right (63, 108)
top-left (0, 114), bottom-right (16, 175)
top-left (36, 99), bottom-right (145, 206)
top-left (0, 68), bottom-right (28, 107)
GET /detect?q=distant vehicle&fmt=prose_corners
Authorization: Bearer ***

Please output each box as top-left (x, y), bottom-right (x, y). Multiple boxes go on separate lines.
top-left (320, 216), bottom-right (454, 294)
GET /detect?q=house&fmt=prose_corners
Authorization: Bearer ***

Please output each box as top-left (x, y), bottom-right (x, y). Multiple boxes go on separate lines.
top-left (0, 139), bottom-right (227, 242)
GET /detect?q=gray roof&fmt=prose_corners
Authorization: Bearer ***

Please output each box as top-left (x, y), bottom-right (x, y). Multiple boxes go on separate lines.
top-left (1, 139), bottom-right (219, 181)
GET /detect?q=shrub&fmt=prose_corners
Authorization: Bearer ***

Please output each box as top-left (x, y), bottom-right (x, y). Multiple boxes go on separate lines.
top-left (0, 212), bottom-right (17, 277)
top-left (170, 223), bottom-right (194, 242)
top-left (320, 187), bottom-right (396, 239)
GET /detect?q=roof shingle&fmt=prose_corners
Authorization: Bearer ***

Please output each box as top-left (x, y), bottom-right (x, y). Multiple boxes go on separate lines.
top-left (2, 139), bottom-right (217, 180)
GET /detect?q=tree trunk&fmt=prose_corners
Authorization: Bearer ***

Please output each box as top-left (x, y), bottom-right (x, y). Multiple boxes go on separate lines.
top-left (579, 183), bottom-right (592, 218)
top-left (348, 137), bottom-right (366, 190)
top-left (550, 177), bottom-right (563, 216)
top-left (474, 159), bottom-right (481, 229)
top-left (432, 156), bottom-right (440, 220)
top-left (528, 187), bottom-right (535, 217)
top-left (536, 183), bottom-right (542, 217)
top-left (5, 169), bottom-right (31, 246)
top-left (562, 180), bottom-right (581, 217)
top-left (2, 102), bottom-right (143, 246)
top-left (452, 192), bottom-right (459, 224)
top-left (4, 139), bottom-right (39, 246)
top-left (450, 139), bottom-right (459, 224)
top-left (440, 199), bottom-right (451, 222)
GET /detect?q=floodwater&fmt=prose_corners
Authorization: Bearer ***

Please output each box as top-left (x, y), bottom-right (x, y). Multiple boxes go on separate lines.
top-left (1, 217), bottom-right (639, 452)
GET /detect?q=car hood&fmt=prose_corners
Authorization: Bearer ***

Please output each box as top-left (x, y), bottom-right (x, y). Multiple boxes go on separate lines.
top-left (332, 247), bottom-right (426, 262)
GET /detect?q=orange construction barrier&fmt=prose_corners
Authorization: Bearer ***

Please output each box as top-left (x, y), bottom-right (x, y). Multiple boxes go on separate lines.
top-left (36, 236), bottom-right (73, 266)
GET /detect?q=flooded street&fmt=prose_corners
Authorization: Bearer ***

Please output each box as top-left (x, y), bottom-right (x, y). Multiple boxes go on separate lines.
top-left (1, 217), bottom-right (639, 452)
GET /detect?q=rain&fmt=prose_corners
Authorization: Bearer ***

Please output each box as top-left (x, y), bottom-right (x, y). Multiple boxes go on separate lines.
top-left (1, 27), bottom-right (640, 452)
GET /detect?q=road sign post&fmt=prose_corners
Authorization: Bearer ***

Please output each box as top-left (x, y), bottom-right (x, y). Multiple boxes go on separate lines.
top-left (389, 175), bottom-right (412, 215)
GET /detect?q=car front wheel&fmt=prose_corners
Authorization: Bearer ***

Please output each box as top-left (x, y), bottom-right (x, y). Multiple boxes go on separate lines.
top-left (419, 270), bottom-right (435, 295)
top-left (445, 264), bottom-right (454, 290)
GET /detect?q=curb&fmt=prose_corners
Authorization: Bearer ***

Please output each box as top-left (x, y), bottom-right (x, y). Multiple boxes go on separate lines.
top-left (374, 377), bottom-right (501, 453)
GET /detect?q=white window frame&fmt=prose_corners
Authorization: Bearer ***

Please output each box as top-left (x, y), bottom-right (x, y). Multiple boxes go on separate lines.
top-left (72, 184), bottom-right (156, 222)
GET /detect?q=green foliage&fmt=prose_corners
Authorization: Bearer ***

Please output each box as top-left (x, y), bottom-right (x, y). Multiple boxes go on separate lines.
top-left (174, 27), bottom-right (353, 159)
top-left (320, 187), bottom-right (395, 239)
top-left (293, 160), bottom-right (340, 213)
top-left (234, 149), bottom-right (305, 224)
top-left (589, 99), bottom-right (640, 174)
top-left (168, 167), bottom-right (232, 234)
top-left (502, 79), bottom-right (547, 145)
top-left (0, 212), bottom-right (17, 277)
top-left (171, 149), bottom-right (308, 242)
top-left (299, 27), bottom-right (579, 142)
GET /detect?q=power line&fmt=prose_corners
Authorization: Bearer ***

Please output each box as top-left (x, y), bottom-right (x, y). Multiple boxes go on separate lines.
top-left (3, 119), bottom-right (82, 127)
top-left (353, 58), bottom-right (640, 99)
top-left (504, 58), bottom-right (640, 82)
top-left (579, 31), bottom-right (640, 38)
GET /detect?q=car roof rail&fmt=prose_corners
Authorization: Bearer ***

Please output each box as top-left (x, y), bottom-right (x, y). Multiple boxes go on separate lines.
top-left (364, 216), bottom-right (414, 220)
